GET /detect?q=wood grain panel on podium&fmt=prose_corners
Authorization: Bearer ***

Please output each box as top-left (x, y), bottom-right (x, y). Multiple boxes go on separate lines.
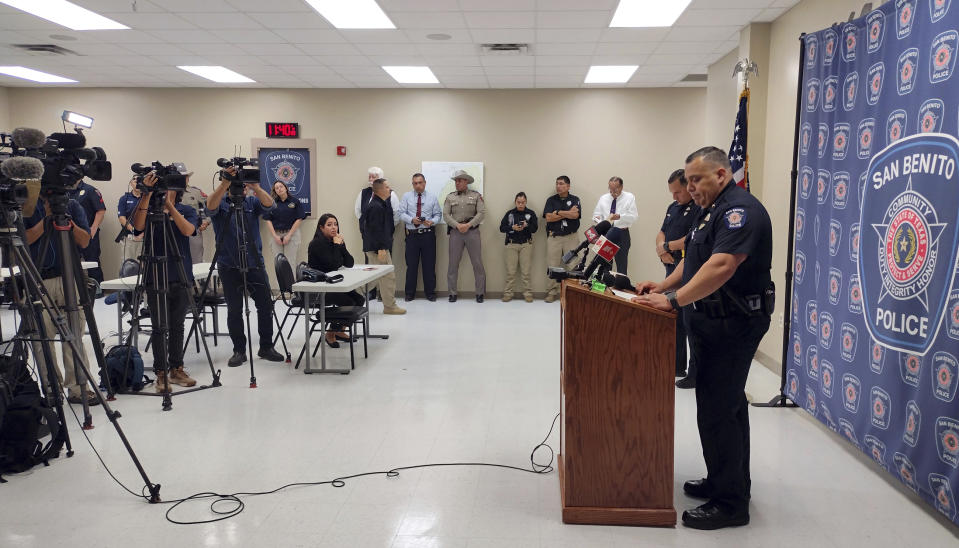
top-left (559, 281), bottom-right (677, 526)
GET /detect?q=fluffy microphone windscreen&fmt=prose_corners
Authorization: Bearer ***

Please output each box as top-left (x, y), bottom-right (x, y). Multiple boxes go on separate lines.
top-left (11, 127), bottom-right (47, 149)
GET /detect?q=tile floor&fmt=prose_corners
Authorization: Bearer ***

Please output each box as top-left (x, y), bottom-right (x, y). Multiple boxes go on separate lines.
top-left (1, 295), bottom-right (958, 547)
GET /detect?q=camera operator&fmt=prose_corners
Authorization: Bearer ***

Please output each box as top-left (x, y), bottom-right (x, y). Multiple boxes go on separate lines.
top-left (68, 178), bottom-right (106, 282)
top-left (206, 166), bottom-right (284, 367)
top-left (131, 172), bottom-right (199, 393)
top-left (23, 193), bottom-right (97, 406)
top-left (117, 176), bottom-right (144, 263)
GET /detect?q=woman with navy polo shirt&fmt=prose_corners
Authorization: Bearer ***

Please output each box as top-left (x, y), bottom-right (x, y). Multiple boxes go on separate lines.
top-left (264, 181), bottom-right (306, 262)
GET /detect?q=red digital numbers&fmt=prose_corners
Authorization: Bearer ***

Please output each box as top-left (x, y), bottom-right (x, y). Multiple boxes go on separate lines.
top-left (266, 122), bottom-right (299, 138)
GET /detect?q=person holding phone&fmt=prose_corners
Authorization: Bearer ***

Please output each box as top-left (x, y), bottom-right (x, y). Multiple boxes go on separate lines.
top-left (499, 192), bottom-right (538, 302)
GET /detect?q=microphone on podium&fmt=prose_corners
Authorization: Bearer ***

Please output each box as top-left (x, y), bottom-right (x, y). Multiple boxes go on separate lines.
top-left (563, 220), bottom-right (611, 264)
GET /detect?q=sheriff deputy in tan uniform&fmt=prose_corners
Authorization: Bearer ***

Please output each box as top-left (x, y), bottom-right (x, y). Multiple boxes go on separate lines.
top-left (443, 170), bottom-right (486, 302)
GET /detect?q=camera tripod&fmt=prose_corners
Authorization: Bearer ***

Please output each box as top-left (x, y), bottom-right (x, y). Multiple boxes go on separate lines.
top-left (117, 189), bottom-right (221, 411)
top-left (0, 192), bottom-right (160, 502)
top-left (186, 182), bottom-right (291, 389)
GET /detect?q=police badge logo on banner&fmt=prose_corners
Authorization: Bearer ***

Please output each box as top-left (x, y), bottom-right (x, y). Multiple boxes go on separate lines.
top-left (823, 28), bottom-right (838, 65)
top-left (829, 220), bottom-right (843, 256)
top-left (843, 23), bottom-right (859, 62)
top-left (829, 267), bottom-right (843, 304)
top-left (948, 289), bottom-right (959, 340)
top-left (932, 351), bottom-right (959, 401)
top-left (865, 435), bottom-right (888, 468)
top-left (904, 400), bottom-right (921, 447)
top-left (871, 341), bottom-right (886, 373)
top-left (833, 123), bottom-right (851, 159)
top-left (871, 386), bottom-right (892, 429)
top-left (930, 30), bottom-right (957, 83)
top-left (821, 359), bottom-right (835, 397)
top-left (806, 78), bottom-right (821, 111)
top-left (807, 345), bottom-right (820, 380)
top-left (901, 352), bottom-right (924, 387)
top-left (839, 418), bottom-right (861, 448)
top-left (930, 0), bottom-right (953, 24)
top-left (844, 72), bottom-right (859, 111)
top-left (895, 452), bottom-right (920, 492)
top-left (834, 171), bottom-right (850, 208)
top-left (867, 10), bottom-right (886, 53)
top-left (858, 120), bottom-right (875, 160)
top-left (806, 34), bottom-right (819, 68)
top-left (796, 208), bottom-right (806, 241)
top-left (868, 62), bottom-right (885, 105)
top-left (800, 166), bottom-right (813, 198)
top-left (935, 417), bottom-right (959, 468)
top-left (801, 123), bottom-right (812, 155)
top-left (841, 322), bottom-right (858, 361)
top-left (859, 133), bottom-right (959, 355)
top-left (897, 48), bottom-right (920, 94)
top-left (918, 98), bottom-right (944, 132)
top-left (843, 373), bottom-right (862, 413)
top-left (823, 76), bottom-right (839, 111)
top-left (887, 109), bottom-right (907, 146)
top-left (820, 311), bottom-right (835, 349)
top-left (818, 125), bottom-right (829, 158)
top-left (929, 473), bottom-right (957, 520)
top-left (849, 274), bottom-right (864, 314)
top-left (897, 0), bottom-right (917, 39)
top-left (817, 169), bottom-right (830, 203)
top-left (795, 250), bottom-right (807, 284)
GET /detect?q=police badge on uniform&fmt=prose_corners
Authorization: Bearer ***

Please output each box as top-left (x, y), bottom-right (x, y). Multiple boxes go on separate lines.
top-left (859, 133), bottom-right (959, 355)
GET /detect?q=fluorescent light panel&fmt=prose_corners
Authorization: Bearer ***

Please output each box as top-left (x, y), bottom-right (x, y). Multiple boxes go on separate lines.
top-left (584, 65), bottom-right (638, 84)
top-left (177, 66), bottom-right (255, 84)
top-left (0, 0), bottom-right (128, 31)
top-left (304, 0), bottom-right (395, 29)
top-left (382, 66), bottom-right (439, 84)
top-left (609, 0), bottom-right (691, 27)
top-left (0, 66), bottom-right (76, 83)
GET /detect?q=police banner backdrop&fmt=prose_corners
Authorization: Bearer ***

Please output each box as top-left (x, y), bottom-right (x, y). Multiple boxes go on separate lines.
top-left (789, 1), bottom-right (959, 526)
top-left (258, 148), bottom-right (312, 216)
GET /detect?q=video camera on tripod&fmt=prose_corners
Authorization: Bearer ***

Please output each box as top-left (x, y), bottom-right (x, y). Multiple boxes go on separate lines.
top-left (216, 157), bottom-right (259, 196)
top-left (131, 161), bottom-right (187, 194)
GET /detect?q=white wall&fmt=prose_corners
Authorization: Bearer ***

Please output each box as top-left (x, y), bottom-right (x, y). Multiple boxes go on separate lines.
top-left (0, 87), bottom-right (9, 131)
top-left (6, 87), bottom-right (706, 293)
top-left (706, 49), bottom-right (741, 149)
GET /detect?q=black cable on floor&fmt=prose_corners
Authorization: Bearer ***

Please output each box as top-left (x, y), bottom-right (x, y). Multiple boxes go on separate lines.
top-left (69, 407), bottom-right (561, 525)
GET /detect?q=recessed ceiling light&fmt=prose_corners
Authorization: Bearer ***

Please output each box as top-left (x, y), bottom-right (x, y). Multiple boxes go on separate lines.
top-left (427, 33), bottom-right (452, 41)
top-left (584, 65), bottom-right (638, 84)
top-left (177, 66), bottom-right (255, 84)
top-left (609, 0), bottom-right (691, 27)
top-left (0, 0), bottom-right (129, 31)
top-left (0, 66), bottom-right (77, 83)
top-left (304, 0), bottom-right (395, 29)
top-left (382, 66), bottom-right (439, 84)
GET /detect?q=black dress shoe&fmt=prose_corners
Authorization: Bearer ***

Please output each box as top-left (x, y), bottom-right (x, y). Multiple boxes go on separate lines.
top-left (683, 478), bottom-right (713, 499)
top-left (404, 295), bottom-right (414, 302)
top-left (257, 347), bottom-right (284, 362)
top-left (448, 294), bottom-right (457, 302)
top-left (227, 351), bottom-right (247, 367)
top-left (426, 295), bottom-right (436, 302)
top-left (67, 393), bottom-right (101, 406)
top-left (681, 502), bottom-right (749, 530)
top-left (476, 294), bottom-right (484, 303)
top-left (676, 376), bottom-right (696, 389)
top-left (325, 337), bottom-right (340, 349)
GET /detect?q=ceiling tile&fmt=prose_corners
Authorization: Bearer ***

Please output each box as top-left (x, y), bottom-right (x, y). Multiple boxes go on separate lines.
top-left (245, 12), bottom-right (334, 29)
top-left (282, 65), bottom-right (337, 76)
top-left (432, 65), bottom-right (486, 76)
top-left (83, 0), bottom-right (165, 12)
top-left (438, 75), bottom-right (489, 86)
top-left (689, 0), bottom-right (775, 7)
top-left (235, 43), bottom-right (305, 56)
top-left (296, 43), bottom-right (362, 56)
top-left (536, 28), bottom-right (602, 43)
top-left (591, 54), bottom-right (650, 65)
top-left (421, 55), bottom-right (483, 66)
top-left (211, 29), bottom-right (285, 43)
top-left (313, 56), bottom-right (374, 66)
top-left (480, 55), bottom-right (535, 67)
top-left (176, 12), bottom-right (264, 30)
top-left (0, 12), bottom-right (69, 30)
top-left (72, 43), bottom-right (138, 55)
top-left (458, 0), bottom-right (536, 11)
top-left (675, 8), bottom-right (762, 26)
top-left (143, 30), bottom-right (223, 43)
top-left (468, 29), bottom-right (536, 44)
top-left (643, 53), bottom-right (708, 66)
top-left (344, 75), bottom-right (399, 86)
top-left (533, 42), bottom-right (596, 55)
top-left (601, 28), bottom-right (671, 42)
top-left (104, 12), bottom-right (197, 29)
top-left (535, 65), bottom-right (588, 76)
top-left (593, 42), bottom-right (657, 55)
top-left (665, 25), bottom-right (740, 42)
top-left (366, 55), bottom-right (429, 65)
top-left (337, 30), bottom-right (409, 43)
top-left (536, 0), bottom-right (618, 10)
top-left (754, 7), bottom-right (787, 22)
top-left (224, 0), bottom-right (313, 11)
top-left (390, 12), bottom-right (468, 29)
top-left (637, 64), bottom-right (701, 75)
top-left (280, 29), bottom-right (347, 43)
top-left (654, 41), bottom-right (718, 55)
top-left (535, 55), bottom-right (591, 66)
top-left (179, 43), bottom-right (247, 55)
top-left (330, 66), bottom-right (385, 76)
top-left (403, 29), bottom-right (474, 43)
top-left (482, 65), bottom-right (533, 76)
top-left (149, 0), bottom-right (236, 12)
top-left (464, 12), bottom-right (535, 29)
top-left (378, 0), bottom-right (461, 11)
top-left (416, 43), bottom-right (479, 56)
top-left (122, 42), bottom-right (191, 55)
top-left (536, 11), bottom-right (611, 28)
top-left (354, 43), bottom-right (422, 56)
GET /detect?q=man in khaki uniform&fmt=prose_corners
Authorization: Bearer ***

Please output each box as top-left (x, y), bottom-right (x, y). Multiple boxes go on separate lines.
top-left (443, 170), bottom-right (486, 302)
top-left (543, 175), bottom-right (582, 302)
top-left (173, 162), bottom-right (210, 265)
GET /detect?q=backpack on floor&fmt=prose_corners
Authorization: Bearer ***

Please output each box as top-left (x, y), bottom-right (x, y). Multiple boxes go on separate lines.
top-left (102, 344), bottom-right (148, 393)
top-left (0, 357), bottom-right (62, 478)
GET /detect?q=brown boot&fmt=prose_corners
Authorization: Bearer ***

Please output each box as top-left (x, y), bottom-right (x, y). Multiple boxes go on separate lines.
top-left (155, 370), bottom-right (171, 394)
top-left (170, 366), bottom-right (196, 387)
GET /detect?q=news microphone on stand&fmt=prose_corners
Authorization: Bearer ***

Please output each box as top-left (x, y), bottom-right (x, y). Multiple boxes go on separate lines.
top-left (562, 220), bottom-right (611, 264)
top-left (601, 271), bottom-right (634, 292)
top-left (582, 235), bottom-right (620, 281)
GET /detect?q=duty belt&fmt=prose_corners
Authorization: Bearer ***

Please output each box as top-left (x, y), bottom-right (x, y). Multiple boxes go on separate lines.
top-left (407, 227), bottom-right (434, 235)
top-left (690, 284), bottom-right (775, 319)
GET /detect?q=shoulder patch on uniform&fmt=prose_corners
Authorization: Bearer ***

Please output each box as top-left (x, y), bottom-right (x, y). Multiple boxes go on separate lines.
top-left (724, 207), bottom-right (746, 229)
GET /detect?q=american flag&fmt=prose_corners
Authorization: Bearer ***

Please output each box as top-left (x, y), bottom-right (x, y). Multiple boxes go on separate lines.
top-left (729, 90), bottom-right (749, 192)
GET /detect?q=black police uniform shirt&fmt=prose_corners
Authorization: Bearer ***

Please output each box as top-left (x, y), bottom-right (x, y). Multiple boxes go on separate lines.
top-left (208, 196), bottom-right (272, 269)
top-left (68, 181), bottom-right (106, 237)
top-left (682, 182), bottom-right (772, 299)
top-left (661, 200), bottom-right (701, 260)
top-left (499, 208), bottom-right (539, 244)
top-left (263, 196), bottom-right (306, 232)
top-left (133, 203), bottom-right (199, 283)
top-left (361, 195), bottom-right (394, 253)
top-left (24, 199), bottom-right (90, 279)
top-left (543, 193), bottom-right (581, 236)
top-left (117, 192), bottom-right (139, 223)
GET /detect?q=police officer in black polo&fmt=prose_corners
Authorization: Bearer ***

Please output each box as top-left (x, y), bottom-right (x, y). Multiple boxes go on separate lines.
top-left (634, 146), bottom-right (773, 530)
top-left (656, 169), bottom-right (702, 389)
top-left (543, 175), bottom-right (581, 303)
top-left (68, 179), bottom-right (106, 282)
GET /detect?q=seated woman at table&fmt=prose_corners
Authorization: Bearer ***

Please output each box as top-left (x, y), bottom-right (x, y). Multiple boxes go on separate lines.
top-left (307, 213), bottom-right (365, 348)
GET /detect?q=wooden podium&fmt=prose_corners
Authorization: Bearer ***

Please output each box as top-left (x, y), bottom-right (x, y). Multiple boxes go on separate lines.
top-left (558, 281), bottom-right (677, 527)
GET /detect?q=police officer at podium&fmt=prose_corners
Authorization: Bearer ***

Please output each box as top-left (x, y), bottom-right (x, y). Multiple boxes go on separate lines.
top-left (633, 146), bottom-right (773, 530)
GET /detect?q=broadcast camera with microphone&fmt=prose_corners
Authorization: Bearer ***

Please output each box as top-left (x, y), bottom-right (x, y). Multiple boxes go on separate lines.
top-left (131, 162), bottom-right (187, 193)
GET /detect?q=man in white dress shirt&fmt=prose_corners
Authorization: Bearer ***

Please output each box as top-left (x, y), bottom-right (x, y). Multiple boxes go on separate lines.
top-left (592, 176), bottom-right (638, 274)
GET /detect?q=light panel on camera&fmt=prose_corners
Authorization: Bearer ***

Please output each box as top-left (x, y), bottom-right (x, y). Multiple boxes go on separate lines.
top-left (0, 0), bottom-right (129, 31)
